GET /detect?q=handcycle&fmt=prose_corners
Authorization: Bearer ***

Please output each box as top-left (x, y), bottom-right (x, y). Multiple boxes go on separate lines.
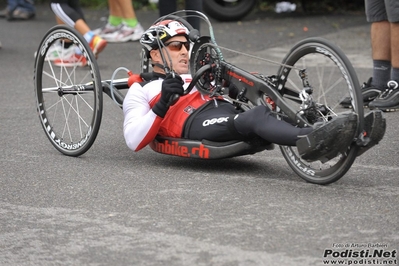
top-left (33, 11), bottom-right (385, 185)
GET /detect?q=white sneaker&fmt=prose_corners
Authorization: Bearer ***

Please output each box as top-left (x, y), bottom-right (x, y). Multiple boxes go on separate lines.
top-left (45, 42), bottom-right (76, 61)
top-left (34, 40), bottom-right (76, 61)
top-left (93, 22), bottom-right (122, 38)
top-left (53, 53), bottom-right (87, 67)
top-left (105, 23), bottom-right (144, 43)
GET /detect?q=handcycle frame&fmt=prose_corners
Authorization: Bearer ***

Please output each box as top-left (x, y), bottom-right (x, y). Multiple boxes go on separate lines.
top-left (34, 11), bottom-right (368, 184)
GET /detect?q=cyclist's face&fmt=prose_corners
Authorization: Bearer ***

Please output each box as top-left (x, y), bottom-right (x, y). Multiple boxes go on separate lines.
top-left (162, 36), bottom-right (190, 75)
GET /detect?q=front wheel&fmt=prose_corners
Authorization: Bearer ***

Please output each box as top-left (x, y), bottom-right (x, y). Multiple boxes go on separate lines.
top-left (34, 25), bottom-right (103, 157)
top-left (276, 37), bottom-right (363, 184)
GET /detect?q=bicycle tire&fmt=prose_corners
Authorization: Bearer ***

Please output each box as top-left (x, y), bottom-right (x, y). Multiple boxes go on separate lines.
top-left (203, 0), bottom-right (256, 22)
top-left (276, 37), bottom-right (363, 184)
top-left (34, 25), bottom-right (103, 157)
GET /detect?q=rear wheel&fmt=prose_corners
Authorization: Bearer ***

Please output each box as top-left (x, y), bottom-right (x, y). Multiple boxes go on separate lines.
top-left (34, 25), bottom-right (103, 157)
top-left (276, 37), bottom-right (363, 184)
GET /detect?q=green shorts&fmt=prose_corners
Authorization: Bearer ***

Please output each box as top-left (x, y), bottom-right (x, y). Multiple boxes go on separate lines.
top-left (365, 0), bottom-right (399, 22)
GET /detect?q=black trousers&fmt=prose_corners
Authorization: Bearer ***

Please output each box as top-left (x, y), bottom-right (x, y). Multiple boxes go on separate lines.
top-left (185, 101), bottom-right (312, 146)
top-left (50, 0), bottom-right (84, 23)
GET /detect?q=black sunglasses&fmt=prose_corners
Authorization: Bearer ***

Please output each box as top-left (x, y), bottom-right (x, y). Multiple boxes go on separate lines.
top-left (164, 41), bottom-right (190, 51)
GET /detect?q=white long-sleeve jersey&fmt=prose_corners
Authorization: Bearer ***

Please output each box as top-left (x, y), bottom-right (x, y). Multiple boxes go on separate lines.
top-left (123, 74), bottom-right (209, 152)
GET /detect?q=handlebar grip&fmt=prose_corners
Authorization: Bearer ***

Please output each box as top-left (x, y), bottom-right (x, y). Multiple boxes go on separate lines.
top-left (167, 94), bottom-right (180, 107)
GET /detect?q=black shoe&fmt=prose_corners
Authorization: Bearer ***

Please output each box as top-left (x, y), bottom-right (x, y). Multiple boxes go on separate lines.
top-left (296, 112), bottom-right (358, 163)
top-left (356, 110), bottom-right (386, 156)
top-left (368, 80), bottom-right (399, 112)
top-left (340, 77), bottom-right (383, 108)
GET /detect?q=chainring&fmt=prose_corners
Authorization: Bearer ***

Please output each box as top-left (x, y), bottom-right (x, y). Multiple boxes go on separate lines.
top-left (190, 36), bottom-right (223, 96)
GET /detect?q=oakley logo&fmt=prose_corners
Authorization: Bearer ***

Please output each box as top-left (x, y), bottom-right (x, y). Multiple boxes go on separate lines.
top-left (202, 117), bottom-right (229, 127)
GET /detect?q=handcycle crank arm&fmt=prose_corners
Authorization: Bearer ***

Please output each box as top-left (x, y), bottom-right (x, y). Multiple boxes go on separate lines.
top-left (219, 61), bottom-right (310, 127)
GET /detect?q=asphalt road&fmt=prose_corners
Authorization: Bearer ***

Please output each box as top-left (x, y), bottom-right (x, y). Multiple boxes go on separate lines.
top-left (0, 5), bottom-right (398, 266)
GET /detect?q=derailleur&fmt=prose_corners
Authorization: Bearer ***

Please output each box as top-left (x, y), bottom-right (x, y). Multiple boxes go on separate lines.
top-left (297, 69), bottom-right (331, 124)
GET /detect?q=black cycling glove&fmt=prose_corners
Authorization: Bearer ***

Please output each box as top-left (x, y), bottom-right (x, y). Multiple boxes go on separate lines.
top-left (152, 73), bottom-right (184, 118)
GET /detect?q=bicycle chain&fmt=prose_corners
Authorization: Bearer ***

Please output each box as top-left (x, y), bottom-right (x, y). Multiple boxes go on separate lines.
top-left (206, 43), bottom-right (303, 71)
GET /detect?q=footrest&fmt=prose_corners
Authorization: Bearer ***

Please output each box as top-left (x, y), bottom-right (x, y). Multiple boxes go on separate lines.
top-left (356, 110), bottom-right (386, 156)
top-left (296, 113), bottom-right (358, 163)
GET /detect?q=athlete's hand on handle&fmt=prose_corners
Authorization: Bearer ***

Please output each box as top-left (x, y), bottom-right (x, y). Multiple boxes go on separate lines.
top-left (152, 73), bottom-right (184, 118)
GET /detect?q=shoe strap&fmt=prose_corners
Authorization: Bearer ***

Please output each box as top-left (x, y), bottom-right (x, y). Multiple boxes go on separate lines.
top-left (387, 80), bottom-right (398, 90)
top-left (373, 80), bottom-right (398, 99)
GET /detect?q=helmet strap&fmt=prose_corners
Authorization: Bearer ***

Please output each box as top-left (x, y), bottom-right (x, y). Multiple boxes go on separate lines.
top-left (153, 62), bottom-right (167, 71)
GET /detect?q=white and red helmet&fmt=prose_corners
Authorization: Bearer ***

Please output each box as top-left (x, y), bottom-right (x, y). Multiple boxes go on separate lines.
top-left (140, 20), bottom-right (190, 53)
